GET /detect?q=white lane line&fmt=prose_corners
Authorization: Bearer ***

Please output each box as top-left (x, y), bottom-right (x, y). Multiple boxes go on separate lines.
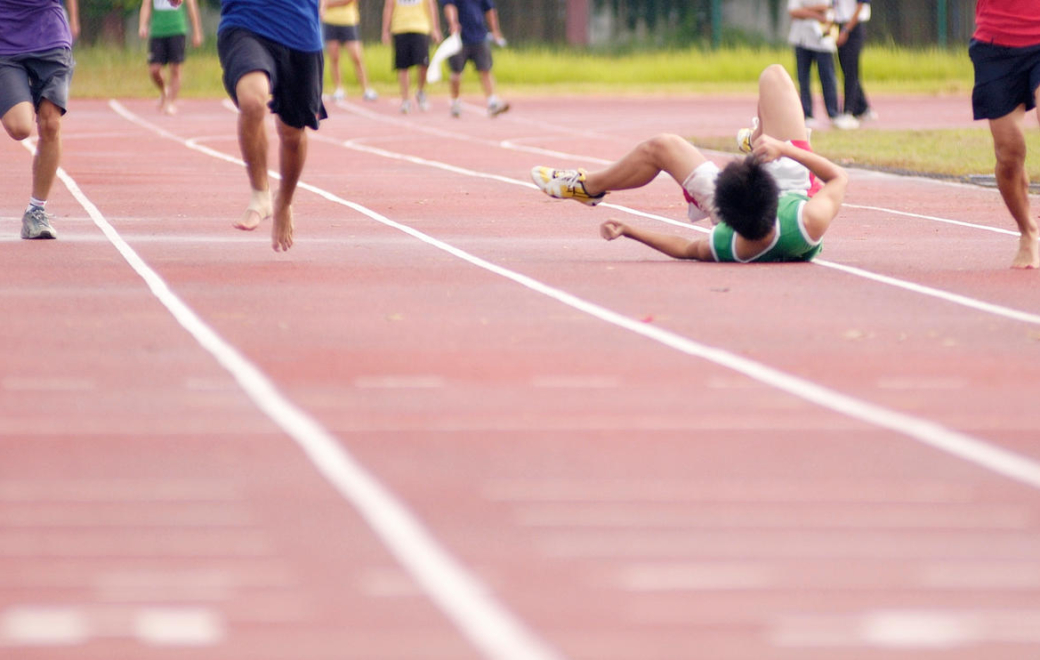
top-left (844, 203), bottom-right (1021, 236)
top-left (102, 104), bottom-right (1040, 497)
top-left (100, 101), bottom-right (568, 660)
top-left (331, 133), bottom-right (1040, 328)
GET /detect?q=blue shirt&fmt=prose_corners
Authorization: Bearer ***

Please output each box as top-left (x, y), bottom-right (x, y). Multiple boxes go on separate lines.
top-left (218, 0), bottom-right (322, 53)
top-left (0, 0), bottom-right (72, 56)
top-left (441, 0), bottom-right (494, 45)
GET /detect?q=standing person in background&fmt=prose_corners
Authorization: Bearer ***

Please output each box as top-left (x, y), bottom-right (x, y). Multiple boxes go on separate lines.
top-left (441, 0), bottom-right (508, 118)
top-left (970, 0), bottom-right (1040, 269)
top-left (321, 0), bottom-right (378, 102)
top-left (0, 0), bottom-right (79, 240)
top-left (788, 0), bottom-right (858, 130)
top-left (382, 0), bottom-right (441, 114)
top-left (217, 0), bottom-right (327, 252)
top-left (833, 0), bottom-right (875, 122)
top-left (139, 0), bottom-right (204, 115)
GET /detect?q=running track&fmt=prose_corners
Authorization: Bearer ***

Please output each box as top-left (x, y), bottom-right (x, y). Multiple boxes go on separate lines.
top-left (1, 91), bottom-right (1039, 660)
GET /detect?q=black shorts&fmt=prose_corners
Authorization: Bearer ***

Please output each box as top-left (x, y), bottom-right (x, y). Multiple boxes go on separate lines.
top-left (970, 39), bottom-right (1040, 120)
top-left (217, 26), bottom-right (327, 130)
top-left (393, 32), bottom-right (429, 70)
top-left (148, 34), bottom-right (187, 65)
top-left (323, 23), bottom-right (360, 43)
top-left (0, 47), bottom-right (75, 117)
top-left (448, 41), bottom-right (492, 74)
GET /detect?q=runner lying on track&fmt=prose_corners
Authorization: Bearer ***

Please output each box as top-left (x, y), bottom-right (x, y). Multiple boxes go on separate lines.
top-left (531, 64), bottom-right (848, 263)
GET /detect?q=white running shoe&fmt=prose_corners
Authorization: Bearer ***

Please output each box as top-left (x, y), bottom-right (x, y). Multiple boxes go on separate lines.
top-left (832, 113), bottom-right (860, 130)
top-left (530, 166), bottom-right (606, 206)
top-left (416, 90), bottom-right (429, 112)
top-left (400, 100), bottom-right (412, 114)
top-left (488, 99), bottom-right (510, 117)
top-left (332, 87), bottom-right (346, 102)
top-left (736, 116), bottom-right (760, 154)
top-left (856, 108), bottom-right (879, 122)
top-left (362, 88), bottom-right (378, 102)
top-left (450, 99), bottom-right (462, 118)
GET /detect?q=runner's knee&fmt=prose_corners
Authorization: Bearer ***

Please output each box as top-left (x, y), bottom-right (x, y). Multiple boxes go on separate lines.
top-left (35, 101), bottom-right (62, 142)
top-left (2, 103), bottom-right (35, 140)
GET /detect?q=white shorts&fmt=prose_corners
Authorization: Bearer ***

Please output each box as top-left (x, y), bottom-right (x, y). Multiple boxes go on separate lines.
top-left (681, 148), bottom-right (815, 225)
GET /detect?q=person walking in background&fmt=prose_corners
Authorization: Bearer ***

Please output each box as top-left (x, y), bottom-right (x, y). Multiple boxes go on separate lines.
top-left (217, 0), bottom-right (327, 252)
top-left (788, 0), bottom-right (858, 130)
top-left (382, 0), bottom-right (441, 114)
top-left (320, 0), bottom-right (378, 102)
top-left (833, 0), bottom-right (875, 122)
top-left (139, 0), bottom-right (203, 115)
top-left (441, 0), bottom-right (508, 118)
top-left (0, 0), bottom-right (79, 240)
top-left (970, 0), bottom-right (1040, 269)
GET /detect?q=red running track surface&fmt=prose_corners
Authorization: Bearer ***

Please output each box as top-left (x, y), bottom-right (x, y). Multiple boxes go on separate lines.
top-left (1, 91), bottom-right (1039, 660)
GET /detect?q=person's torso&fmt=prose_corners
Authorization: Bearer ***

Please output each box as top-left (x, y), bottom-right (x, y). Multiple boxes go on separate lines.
top-left (151, 0), bottom-right (188, 38)
top-left (391, 0), bottom-right (431, 35)
top-left (444, 0), bottom-right (491, 44)
top-left (219, 0), bottom-right (323, 52)
top-left (711, 192), bottom-right (821, 263)
top-left (832, 0), bottom-right (867, 24)
top-left (0, 0), bottom-right (72, 56)
top-left (787, 0), bottom-right (836, 52)
top-left (324, 1), bottom-right (359, 26)
top-left (974, 0), bottom-right (1040, 48)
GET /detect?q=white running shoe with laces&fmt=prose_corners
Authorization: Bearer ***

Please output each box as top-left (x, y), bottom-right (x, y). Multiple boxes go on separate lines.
top-left (530, 167), bottom-right (606, 206)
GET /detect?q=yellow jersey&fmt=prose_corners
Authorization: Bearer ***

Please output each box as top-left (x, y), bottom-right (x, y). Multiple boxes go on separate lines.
top-left (324, 1), bottom-right (360, 27)
top-left (390, 0), bottom-right (431, 35)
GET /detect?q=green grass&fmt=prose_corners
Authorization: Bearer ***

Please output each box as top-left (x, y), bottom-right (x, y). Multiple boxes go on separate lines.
top-left (72, 43), bottom-right (1003, 179)
top-left (72, 43), bottom-right (976, 98)
top-left (694, 128), bottom-right (1040, 183)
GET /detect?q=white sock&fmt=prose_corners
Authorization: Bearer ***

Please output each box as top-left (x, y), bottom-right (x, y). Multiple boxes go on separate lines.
top-left (27, 197), bottom-right (46, 212)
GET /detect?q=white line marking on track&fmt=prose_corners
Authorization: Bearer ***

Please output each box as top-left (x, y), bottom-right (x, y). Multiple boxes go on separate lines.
top-left (68, 103), bottom-right (568, 660)
top-left (330, 133), bottom-right (1040, 327)
top-left (844, 203), bottom-right (1021, 236)
top-left (101, 104), bottom-right (1040, 497)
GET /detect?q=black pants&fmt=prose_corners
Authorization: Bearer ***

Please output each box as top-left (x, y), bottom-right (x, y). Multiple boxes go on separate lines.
top-left (837, 22), bottom-right (870, 117)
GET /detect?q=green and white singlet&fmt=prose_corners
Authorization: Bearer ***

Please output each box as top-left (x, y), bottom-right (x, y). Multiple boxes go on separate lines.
top-left (709, 191), bottom-right (822, 263)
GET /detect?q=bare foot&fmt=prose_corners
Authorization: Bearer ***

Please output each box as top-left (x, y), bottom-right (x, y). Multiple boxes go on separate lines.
top-left (1011, 234), bottom-right (1040, 269)
top-left (271, 203), bottom-right (294, 252)
top-left (233, 189), bottom-right (272, 231)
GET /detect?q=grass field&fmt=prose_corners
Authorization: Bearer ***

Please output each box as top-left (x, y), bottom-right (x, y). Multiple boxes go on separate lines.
top-left (69, 43), bottom-right (1036, 181)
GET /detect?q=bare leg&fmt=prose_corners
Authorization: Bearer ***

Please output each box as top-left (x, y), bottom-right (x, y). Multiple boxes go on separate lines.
top-left (2, 101), bottom-right (35, 141)
top-left (478, 70), bottom-right (494, 98)
top-left (272, 116), bottom-right (306, 252)
top-left (449, 72), bottom-right (461, 102)
top-left (583, 134), bottom-right (707, 197)
top-left (989, 106), bottom-right (1039, 269)
top-left (32, 100), bottom-right (63, 202)
top-left (326, 40), bottom-right (342, 94)
top-left (149, 63), bottom-right (167, 110)
top-left (346, 40), bottom-right (370, 89)
top-left (755, 63), bottom-right (809, 144)
top-left (397, 69), bottom-right (410, 103)
top-left (232, 71), bottom-right (272, 231)
top-left (164, 62), bottom-right (183, 114)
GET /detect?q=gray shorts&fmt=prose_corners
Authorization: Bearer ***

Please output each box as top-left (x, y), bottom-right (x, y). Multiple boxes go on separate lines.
top-left (0, 47), bottom-right (75, 117)
top-left (448, 41), bottom-right (492, 74)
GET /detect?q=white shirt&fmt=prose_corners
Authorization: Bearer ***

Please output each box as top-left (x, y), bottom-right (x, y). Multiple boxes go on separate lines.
top-left (788, 0), bottom-right (836, 52)
top-left (833, 0), bottom-right (870, 24)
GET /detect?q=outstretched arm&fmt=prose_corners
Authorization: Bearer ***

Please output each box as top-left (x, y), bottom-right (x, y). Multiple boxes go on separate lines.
top-left (600, 220), bottom-right (714, 261)
top-left (753, 135), bottom-right (847, 242)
